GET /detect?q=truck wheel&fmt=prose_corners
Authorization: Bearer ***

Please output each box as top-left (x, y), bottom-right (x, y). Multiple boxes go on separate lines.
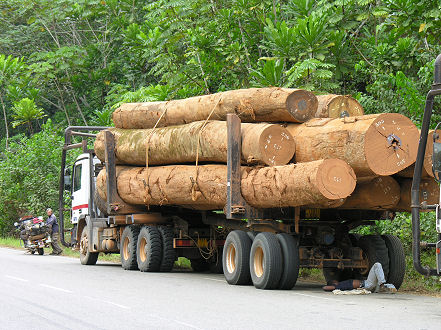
top-left (121, 225), bottom-right (140, 270)
top-left (247, 231), bottom-right (258, 241)
top-left (250, 232), bottom-right (283, 290)
top-left (38, 248), bottom-right (44, 255)
top-left (79, 226), bottom-right (99, 265)
top-left (356, 235), bottom-right (390, 279)
top-left (223, 230), bottom-right (252, 285)
top-left (158, 226), bottom-right (175, 272)
top-left (137, 226), bottom-right (162, 272)
top-left (276, 234), bottom-right (299, 290)
top-left (382, 235), bottom-right (405, 289)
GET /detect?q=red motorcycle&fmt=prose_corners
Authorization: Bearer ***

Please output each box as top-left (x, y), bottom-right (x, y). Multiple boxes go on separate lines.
top-left (14, 216), bottom-right (52, 255)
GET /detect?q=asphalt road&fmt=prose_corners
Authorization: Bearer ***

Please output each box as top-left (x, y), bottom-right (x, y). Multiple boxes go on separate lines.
top-left (1, 247), bottom-right (440, 330)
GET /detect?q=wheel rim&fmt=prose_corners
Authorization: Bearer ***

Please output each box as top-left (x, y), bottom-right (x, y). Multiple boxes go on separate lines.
top-left (123, 237), bottom-right (130, 260)
top-left (226, 243), bottom-right (236, 274)
top-left (139, 237), bottom-right (147, 263)
top-left (254, 246), bottom-right (264, 278)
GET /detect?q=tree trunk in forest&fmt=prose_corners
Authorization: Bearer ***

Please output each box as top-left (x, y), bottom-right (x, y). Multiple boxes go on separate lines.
top-left (340, 176), bottom-right (401, 210)
top-left (0, 93), bottom-right (9, 149)
top-left (285, 114), bottom-right (419, 176)
top-left (96, 159), bottom-right (356, 211)
top-left (94, 121), bottom-right (295, 166)
top-left (112, 87), bottom-right (318, 129)
top-left (394, 178), bottom-right (439, 212)
top-left (315, 94), bottom-right (364, 118)
top-left (396, 130), bottom-right (438, 178)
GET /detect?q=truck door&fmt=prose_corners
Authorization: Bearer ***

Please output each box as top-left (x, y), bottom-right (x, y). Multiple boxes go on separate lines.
top-left (71, 156), bottom-right (90, 224)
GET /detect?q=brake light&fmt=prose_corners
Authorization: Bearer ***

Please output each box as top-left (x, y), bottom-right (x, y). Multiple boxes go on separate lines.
top-left (174, 239), bottom-right (194, 248)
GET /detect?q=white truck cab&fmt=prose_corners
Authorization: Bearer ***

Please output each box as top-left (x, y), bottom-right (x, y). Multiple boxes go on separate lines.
top-left (70, 153), bottom-right (101, 225)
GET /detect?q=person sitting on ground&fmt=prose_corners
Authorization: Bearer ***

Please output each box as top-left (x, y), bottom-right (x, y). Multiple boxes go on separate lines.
top-left (322, 262), bottom-right (397, 293)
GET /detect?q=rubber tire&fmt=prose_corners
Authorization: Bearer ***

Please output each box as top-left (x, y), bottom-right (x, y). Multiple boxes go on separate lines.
top-left (247, 231), bottom-right (258, 241)
top-left (137, 226), bottom-right (162, 272)
top-left (276, 234), bottom-right (300, 290)
top-left (357, 235), bottom-right (390, 279)
top-left (158, 226), bottom-right (175, 272)
top-left (250, 232), bottom-right (283, 290)
top-left (382, 235), bottom-right (405, 289)
top-left (223, 230), bottom-right (252, 285)
top-left (38, 248), bottom-right (44, 255)
top-left (120, 225), bottom-right (140, 270)
top-left (79, 225), bottom-right (99, 265)
top-left (191, 259), bottom-right (210, 272)
top-left (30, 250), bottom-right (35, 255)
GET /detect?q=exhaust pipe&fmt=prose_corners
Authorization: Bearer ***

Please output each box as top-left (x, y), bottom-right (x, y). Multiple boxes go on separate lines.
top-left (411, 54), bottom-right (441, 276)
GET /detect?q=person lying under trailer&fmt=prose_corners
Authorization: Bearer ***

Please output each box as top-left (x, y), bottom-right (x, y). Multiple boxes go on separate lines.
top-left (323, 262), bottom-right (397, 293)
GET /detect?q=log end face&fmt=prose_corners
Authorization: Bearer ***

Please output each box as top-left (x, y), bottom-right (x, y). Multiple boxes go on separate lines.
top-left (316, 159), bottom-right (357, 199)
top-left (257, 125), bottom-right (296, 166)
top-left (365, 113), bottom-right (420, 176)
top-left (327, 95), bottom-right (364, 118)
top-left (286, 90), bottom-right (318, 122)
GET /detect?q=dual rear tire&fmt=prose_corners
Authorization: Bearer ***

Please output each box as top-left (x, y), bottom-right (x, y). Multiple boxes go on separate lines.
top-left (120, 225), bottom-right (175, 272)
top-left (223, 230), bottom-right (299, 290)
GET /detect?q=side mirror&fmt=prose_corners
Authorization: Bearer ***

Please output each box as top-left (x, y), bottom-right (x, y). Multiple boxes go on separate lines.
top-left (64, 175), bottom-right (72, 191)
top-left (64, 167), bottom-right (71, 176)
top-left (432, 131), bottom-right (441, 182)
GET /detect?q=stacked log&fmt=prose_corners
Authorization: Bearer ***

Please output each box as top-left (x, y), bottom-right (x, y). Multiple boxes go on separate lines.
top-left (96, 87), bottom-right (435, 215)
top-left (286, 114), bottom-right (419, 177)
top-left (112, 87), bottom-right (318, 128)
top-left (394, 179), bottom-right (439, 212)
top-left (315, 94), bottom-right (364, 118)
top-left (94, 121), bottom-right (295, 166)
top-left (96, 160), bottom-right (357, 210)
top-left (396, 130), bottom-right (439, 178)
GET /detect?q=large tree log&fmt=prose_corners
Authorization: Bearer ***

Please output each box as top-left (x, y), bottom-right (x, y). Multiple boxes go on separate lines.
top-left (112, 87), bottom-right (318, 129)
top-left (96, 160), bottom-right (356, 211)
top-left (94, 121), bottom-right (295, 166)
top-left (315, 94), bottom-right (364, 118)
top-left (339, 176), bottom-right (400, 210)
top-left (286, 114), bottom-right (419, 176)
top-left (396, 130), bottom-right (439, 178)
top-left (393, 178), bottom-right (439, 212)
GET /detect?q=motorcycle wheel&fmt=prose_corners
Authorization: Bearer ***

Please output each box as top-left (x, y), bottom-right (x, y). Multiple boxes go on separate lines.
top-left (38, 248), bottom-right (44, 255)
top-left (30, 250), bottom-right (35, 254)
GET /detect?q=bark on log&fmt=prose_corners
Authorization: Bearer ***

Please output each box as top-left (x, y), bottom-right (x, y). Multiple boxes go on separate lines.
top-left (286, 114), bottom-right (419, 176)
top-left (339, 176), bottom-right (401, 210)
top-left (394, 178), bottom-right (439, 212)
top-left (396, 130), bottom-right (438, 178)
top-left (94, 121), bottom-right (295, 166)
top-left (112, 87), bottom-right (318, 129)
top-left (96, 160), bottom-right (356, 211)
top-left (315, 94), bottom-right (364, 118)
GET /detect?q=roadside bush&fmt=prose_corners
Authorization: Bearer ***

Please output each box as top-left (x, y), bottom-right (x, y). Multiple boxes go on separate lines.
top-left (0, 120), bottom-right (71, 235)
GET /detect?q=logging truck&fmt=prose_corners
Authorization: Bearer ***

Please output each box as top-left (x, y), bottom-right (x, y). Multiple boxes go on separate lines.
top-left (58, 114), bottom-right (410, 290)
